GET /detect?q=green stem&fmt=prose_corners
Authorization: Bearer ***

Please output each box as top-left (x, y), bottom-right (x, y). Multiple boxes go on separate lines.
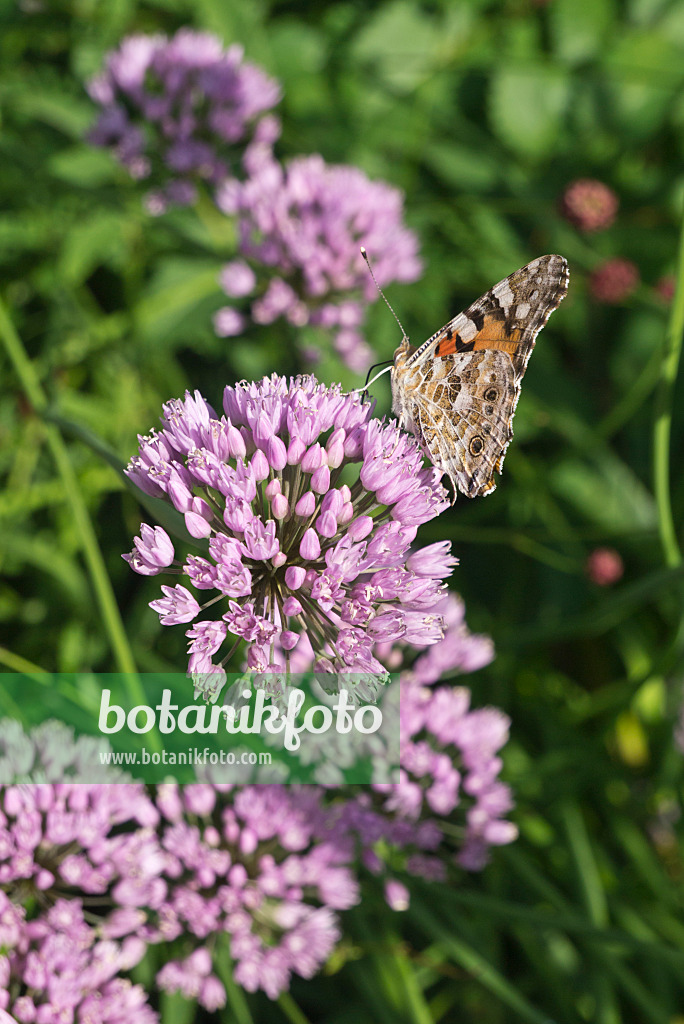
top-left (211, 935), bottom-right (254, 1024)
top-left (0, 646), bottom-right (51, 678)
top-left (653, 213), bottom-right (684, 568)
top-left (277, 992), bottom-right (312, 1024)
top-left (0, 298), bottom-right (139, 681)
top-left (598, 341), bottom-right (664, 440)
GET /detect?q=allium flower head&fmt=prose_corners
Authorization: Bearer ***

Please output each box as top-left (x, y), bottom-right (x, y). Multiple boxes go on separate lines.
top-left (88, 30), bottom-right (281, 212)
top-left (215, 154), bottom-right (422, 370)
top-left (125, 374), bottom-right (452, 679)
top-left (0, 895), bottom-right (157, 1023)
top-left (0, 726), bottom-right (162, 1015)
top-left (589, 258), bottom-right (639, 303)
top-left (561, 179), bottom-right (619, 232)
top-left (410, 593), bottom-right (494, 681)
top-left (0, 690), bottom-right (516, 1005)
top-left (392, 678), bottom-right (517, 870)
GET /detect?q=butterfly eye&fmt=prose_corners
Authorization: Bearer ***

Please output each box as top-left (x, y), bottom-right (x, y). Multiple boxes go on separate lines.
top-left (484, 387), bottom-right (498, 402)
top-left (469, 436), bottom-right (484, 456)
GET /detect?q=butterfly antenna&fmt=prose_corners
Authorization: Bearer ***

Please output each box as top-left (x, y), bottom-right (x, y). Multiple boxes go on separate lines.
top-left (360, 247), bottom-right (409, 345)
top-left (347, 248), bottom-right (409, 399)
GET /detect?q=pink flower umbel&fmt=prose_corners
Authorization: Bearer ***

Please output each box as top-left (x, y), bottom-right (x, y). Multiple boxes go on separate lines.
top-left (0, 896), bottom-right (158, 1024)
top-left (125, 374), bottom-right (453, 680)
top-left (88, 30), bottom-right (281, 212)
top-left (0, 698), bottom-right (516, 1004)
top-left (264, 597), bottom-right (512, 875)
top-left (216, 154), bottom-right (422, 371)
top-left (0, 722), bottom-right (161, 1020)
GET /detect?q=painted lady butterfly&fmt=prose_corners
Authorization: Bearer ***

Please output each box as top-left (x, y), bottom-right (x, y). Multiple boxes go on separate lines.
top-left (389, 255), bottom-right (569, 499)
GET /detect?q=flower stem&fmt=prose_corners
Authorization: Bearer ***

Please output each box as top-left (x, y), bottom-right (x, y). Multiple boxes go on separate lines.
top-left (0, 299), bottom-right (140, 680)
top-left (0, 646), bottom-right (50, 677)
top-left (211, 934), bottom-right (255, 1024)
top-left (277, 993), bottom-right (312, 1024)
top-left (653, 212), bottom-right (684, 568)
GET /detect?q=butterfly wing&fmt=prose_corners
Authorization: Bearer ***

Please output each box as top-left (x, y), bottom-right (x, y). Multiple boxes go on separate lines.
top-left (404, 347), bottom-right (518, 498)
top-left (391, 255), bottom-right (568, 499)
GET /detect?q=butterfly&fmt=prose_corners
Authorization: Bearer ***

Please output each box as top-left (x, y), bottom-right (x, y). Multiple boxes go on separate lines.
top-left (389, 254), bottom-right (569, 500)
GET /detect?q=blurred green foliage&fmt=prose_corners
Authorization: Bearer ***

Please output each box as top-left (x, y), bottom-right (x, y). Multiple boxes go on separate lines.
top-left (2, 0), bottom-right (684, 1021)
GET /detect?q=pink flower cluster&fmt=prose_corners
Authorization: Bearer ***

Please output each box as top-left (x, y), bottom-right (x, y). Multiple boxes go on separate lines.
top-left (215, 154), bottom-right (421, 371)
top-left (586, 547), bottom-right (624, 587)
top-left (561, 179), bottom-right (619, 232)
top-left (393, 679), bottom-right (516, 870)
top-left (380, 592), bottom-right (494, 681)
top-left (88, 32), bottom-right (421, 370)
top-left (0, 647), bottom-right (515, 1006)
top-left (0, 764), bottom-right (161, 1020)
top-left (589, 258), bottom-right (640, 303)
top-left (87, 29), bottom-right (281, 214)
top-left (560, 179), bottom-right (651, 306)
top-left (0, 895), bottom-right (157, 1024)
top-left (125, 374), bottom-right (456, 688)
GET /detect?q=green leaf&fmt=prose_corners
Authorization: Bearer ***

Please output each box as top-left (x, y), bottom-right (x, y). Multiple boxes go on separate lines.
top-left (48, 145), bottom-right (118, 187)
top-left (0, 531), bottom-right (89, 609)
top-left (549, 455), bottom-right (657, 531)
top-left (270, 23), bottom-right (328, 115)
top-left (603, 29), bottom-right (684, 138)
top-left (135, 259), bottom-right (221, 343)
top-left (659, 3), bottom-right (684, 47)
top-left (626, 0), bottom-right (670, 24)
top-left (351, 1), bottom-right (444, 92)
top-left (10, 89), bottom-right (95, 138)
top-left (550, 0), bottom-right (616, 64)
top-left (158, 990), bottom-right (196, 1024)
top-left (409, 900), bottom-right (555, 1024)
top-left (424, 142), bottom-right (499, 192)
top-left (269, 21), bottom-right (326, 81)
top-left (211, 933), bottom-right (254, 1024)
top-left (503, 565), bottom-right (684, 646)
top-left (58, 212), bottom-right (126, 285)
top-left (191, 0), bottom-right (271, 63)
top-left (489, 65), bottom-right (570, 160)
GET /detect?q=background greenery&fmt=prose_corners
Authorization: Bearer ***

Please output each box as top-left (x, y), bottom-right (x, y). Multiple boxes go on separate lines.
top-left (3, 0), bottom-right (684, 1021)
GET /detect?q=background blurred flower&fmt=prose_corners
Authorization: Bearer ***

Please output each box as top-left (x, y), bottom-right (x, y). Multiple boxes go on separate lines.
top-left (656, 274), bottom-right (675, 303)
top-left (0, 723), bottom-right (161, 1019)
top-left (589, 258), bottom-right (639, 303)
top-left (88, 35), bottom-right (421, 372)
top-left (88, 29), bottom-right (281, 212)
top-left (0, 718), bottom-right (138, 783)
top-left (0, 895), bottom-right (157, 1023)
top-left (561, 179), bottom-right (619, 232)
top-left (586, 547), bottom-right (624, 586)
top-left (0, 696), bottom-right (516, 1003)
top-left (217, 153), bottom-right (422, 370)
top-left (401, 592), bottom-right (494, 681)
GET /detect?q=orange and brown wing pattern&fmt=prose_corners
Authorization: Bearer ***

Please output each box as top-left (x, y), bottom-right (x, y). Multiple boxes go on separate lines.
top-left (410, 254), bottom-right (568, 379)
top-left (391, 255), bottom-right (568, 500)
